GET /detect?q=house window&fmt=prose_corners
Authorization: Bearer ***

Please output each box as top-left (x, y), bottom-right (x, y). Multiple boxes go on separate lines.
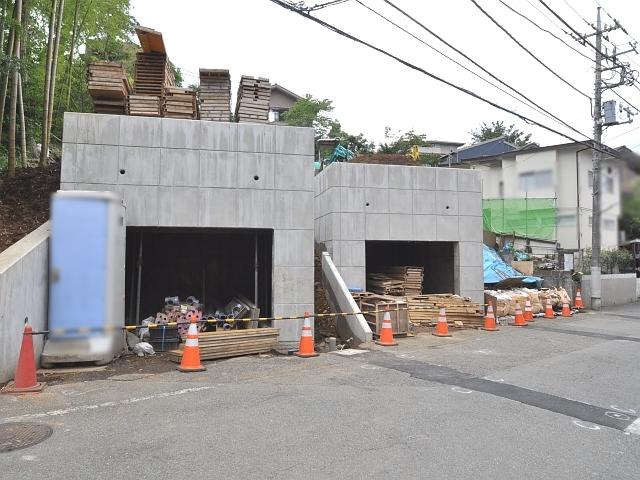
top-left (518, 170), bottom-right (552, 190)
top-left (603, 218), bottom-right (617, 230)
top-left (603, 176), bottom-right (614, 193)
top-left (557, 214), bottom-right (576, 226)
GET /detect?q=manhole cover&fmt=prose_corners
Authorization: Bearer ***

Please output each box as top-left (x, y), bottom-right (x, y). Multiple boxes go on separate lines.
top-left (0, 423), bottom-right (53, 453)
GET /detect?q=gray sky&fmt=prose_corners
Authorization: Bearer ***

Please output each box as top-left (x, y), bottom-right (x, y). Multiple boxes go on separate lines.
top-left (132, 0), bottom-right (640, 151)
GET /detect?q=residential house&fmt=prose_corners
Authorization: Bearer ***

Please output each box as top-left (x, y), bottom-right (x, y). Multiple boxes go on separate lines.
top-left (269, 83), bottom-right (302, 123)
top-left (455, 139), bottom-right (623, 251)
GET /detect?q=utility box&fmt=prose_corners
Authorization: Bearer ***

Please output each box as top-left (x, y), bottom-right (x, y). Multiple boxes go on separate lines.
top-left (602, 100), bottom-right (618, 126)
top-left (41, 191), bottom-right (126, 367)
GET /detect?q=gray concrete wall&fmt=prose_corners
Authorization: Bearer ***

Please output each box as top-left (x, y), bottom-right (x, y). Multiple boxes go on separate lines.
top-left (61, 113), bottom-right (315, 347)
top-left (0, 223), bottom-right (49, 384)
top-left (581, 274), bottom-right (638, 308)
top-left (314, 163), bottom-right (484, 302)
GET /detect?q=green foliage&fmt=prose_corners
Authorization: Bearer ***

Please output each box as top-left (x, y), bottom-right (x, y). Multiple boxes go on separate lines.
top-left (583, 247), bottom-right (634, 274)
top-left (620, 181), bottom-right (640, 239)
top-left (378, 127), bottom-right (429, 154)
top-left (170, 62), bottom-right (182, 87)
top-left (419, 153), bottom-right (442, 166)
top-left (470, 120), bottom-right (532, 147)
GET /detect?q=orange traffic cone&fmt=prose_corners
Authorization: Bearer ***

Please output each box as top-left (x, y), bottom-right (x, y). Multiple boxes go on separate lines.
top-left (2, 319), bottom-right (44, 394)
top-left (433, 307), bottom-right (452, 337)
top-left (512, 302), bottom-right (527, 327)
top-left (524, 300), bottom-right (535, 322)
top-left (296, 312), bottom-right (320, 357)
top-left (376, 308), bottom-right (398, 346)
top-left (544, 299), bottom-right (555, 319)
top-left (482, 302), bottom-right (499, 331)
top-left (562, 300), bottom-right (571, 317)
top-left (178, 312), bottom-right (206, 372)
top-left (574, 288), bottom-right (584, 309)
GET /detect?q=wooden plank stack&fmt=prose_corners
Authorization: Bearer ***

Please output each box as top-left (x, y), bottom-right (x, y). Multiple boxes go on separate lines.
top-left (359, 295), bottom-right (409, 336)
top-left (235, 75), bottom-right (270, 123)
top-left (168, 328), bottom-right (279, 362)
top-left (405, 294), bottom-right (484, 327)
top-left (199, 69), bottom-right (231, 121)
top-left (380, 266), bottom-right (424, 296)
top-left (366, 273), bottom-right (405, 296)
top-left (127, 95), bottom-right (161, 117)
top-left (163, 86), bottom-right (197, 119)
top-left (87, 62), bottom-right (131, 114)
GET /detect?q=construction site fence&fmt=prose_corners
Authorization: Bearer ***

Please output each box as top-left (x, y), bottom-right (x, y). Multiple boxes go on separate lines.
top-left (483, 197), bottom-right (556, 241)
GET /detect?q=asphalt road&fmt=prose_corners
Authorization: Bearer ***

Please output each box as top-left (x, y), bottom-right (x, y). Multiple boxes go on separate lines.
top-left (1, 303), bottom-right (640, 479)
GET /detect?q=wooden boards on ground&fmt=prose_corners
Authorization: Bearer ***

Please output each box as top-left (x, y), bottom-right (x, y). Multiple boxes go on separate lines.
top-left (168, 328), bottom-right (279, 362)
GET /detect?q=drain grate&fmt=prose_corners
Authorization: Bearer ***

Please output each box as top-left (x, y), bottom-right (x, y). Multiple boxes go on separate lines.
top-left (0, 423), bottom-right (53, 453)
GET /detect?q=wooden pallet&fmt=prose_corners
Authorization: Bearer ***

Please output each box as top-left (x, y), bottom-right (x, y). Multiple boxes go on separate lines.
top-left (235, 75), bottom-right (270, 123)
top-left (168, 328), bottom-right (279, 362)
top-left (163, 86), bottom-right (197, 119)
top-left (379, 266), bottom-right (424, 296)
top-left (127, 94), bottom-right (161, 117)
top-left (366, 273), bottom-right (404, 296)
top-left (88, 62), bottom-right (130, 114)
top-left (199, 69), bottom-right (231, 121)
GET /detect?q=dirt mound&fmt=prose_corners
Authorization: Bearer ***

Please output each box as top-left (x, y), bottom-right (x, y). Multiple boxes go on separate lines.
top-left (351, 153), bottom-right (421, 166)
top-left (0, 162), bottom-right (60, 252)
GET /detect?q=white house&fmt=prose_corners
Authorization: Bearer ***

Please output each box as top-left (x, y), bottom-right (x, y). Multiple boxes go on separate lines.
top-left (457, 141), bottom-right (623, 251)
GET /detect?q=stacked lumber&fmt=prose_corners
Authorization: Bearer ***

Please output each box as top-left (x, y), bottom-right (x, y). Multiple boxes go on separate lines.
top-left (87, 62), bottom-right (131, 114)
top-left (168, 328), bottom-right (279, 362)
top-left (367, 273), bottom-right (404, 296)
top-left (235, 75), bottom-right (270, 123)
top-left (163, 86), bottom-right (197, 119)
top-left (134, 52), bottom-right (173, 96)
top-left (359, 295), bottom-right (409, 336)
top-left (406, 294), bottom-right (484, 327)
top-left (199, 69), bottom-right (231, 121)
top-left (380, 266), bottom-right (424, 296)
top-left (127, 95), bottom-right (161, 117)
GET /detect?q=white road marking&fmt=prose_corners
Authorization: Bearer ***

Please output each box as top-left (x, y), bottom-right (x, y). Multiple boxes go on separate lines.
top-left (610, 405), bottom-right (637, 415)
top-left (451, 386), bottom-right (473, 394)
top-left (482, 376), bottom-right (505, 383)
top-left (624, 418), bottom-right (640, 436)
top-left (0, 386), bottom-right (214, 423)
top-left (360, 364), bottom-right (379, 370)
top-left (573, 420), bottom-right (601, 430)
top-left (605, 411), bottom-right (631, 421)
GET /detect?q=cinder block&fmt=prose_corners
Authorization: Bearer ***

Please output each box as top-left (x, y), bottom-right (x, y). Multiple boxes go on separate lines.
top-left (275, 154), bottom-right (314, 191)
top-left (115, 185), bottom-right (159, 226)
top-left (340, 162), bottom-right (365, 187)
top-left (199, 150), bottom-right (237, 188)
top-left (388, 165), bottom-right (413, 189)
top-left (75, 144), bottom-right (118, 184)
top-left (161, 118), bottom-right (200, 149)
top-left (274, 230), bottom-right (314, 266)
top-left (363, 187), bottom-right (389, 213)
top-left (458, 169), bottom-right (482, 192)
top-left (274, 190), bottom-right (313, 229)
top-left (436, 190), bottom-right (459, 215)
top-left (272, 266), bottom-right (314, 304)
top-left (436, 167), bottom-right (458, 190)
top-left (458, 215), bottom-right (483, 242)
top-left (390, 214), bottom-right (413, 240)
top-left (200, 121), bottom-right (237, 151)
top-left (337, 266), bottom-right (366, 290)
top-left (118, 146), bottom-right (161, 185)
top-left (340, 186), bottom-right (364, 213)
top-left (236, 189), bottom-right (275, 228)
top-left (61, 143), bottom-right (77, 183)
top-left (340, 213), bottom-right (365, 240)
top-left (237, 123), bottom-right (275, 153)
top-left (413, 215), bottom-right (437, 240)
top-left (120, 115), bottom-right (162, 147)
top-left (459, 266), bottom-right (484, 291)
top-left (412, 190), bottom-right (436, 215)
top-left (366, 213), bottom-right (390, 240)
top-left (436, 216), bottom-right (459, 241)
top-left (160, 149), bottom-right (200, 186)
top-left (199, 188), bottom-right (238, 227)
top-left (77, 113), bottom-right (120, 145)
top-left (275, 125), bottom-right (314, 155)
top-left (62, 112), bottom-right (78, 143)
top-left (335, 240), bottom-right (365, 267)
top-left (157, 186), bottom-right (199, 226)
top-left (458, 241), bottom-right (483, 267)
top-left (458, 192), bottom-right (482, 216)
top-left (365, 164), bottom-right (388, 188)
top-left (237, 153), bottom-right (275, 189)
top-left (415, 166), bottom-right (436, 190)
top-left (389, 189), bottom-right (413, 214)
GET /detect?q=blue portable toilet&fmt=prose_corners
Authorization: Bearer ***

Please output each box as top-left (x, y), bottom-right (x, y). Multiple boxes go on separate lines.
top-left (41, 191), bottom-right (126, 367)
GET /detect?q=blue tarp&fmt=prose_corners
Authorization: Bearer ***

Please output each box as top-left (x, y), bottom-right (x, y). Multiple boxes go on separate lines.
top-left (483, 244), bottom-right (540, 285)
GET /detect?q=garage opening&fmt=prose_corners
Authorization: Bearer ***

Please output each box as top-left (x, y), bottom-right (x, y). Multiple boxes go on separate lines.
top-left (125, 228), bottom-right (273, 324)
top-left (365, 241), bottom-right (456, 294)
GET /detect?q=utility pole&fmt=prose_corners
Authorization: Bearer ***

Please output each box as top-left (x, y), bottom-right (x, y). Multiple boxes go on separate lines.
top-left (591, 7), bottom-right (603, 311)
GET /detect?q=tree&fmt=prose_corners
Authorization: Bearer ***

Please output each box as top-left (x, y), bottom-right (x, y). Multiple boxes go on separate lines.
top-left (7, 0), bottom-right (21, 176)
top-left (470, 120), bottom-right (532, 147)
top-left (378, 127), bottom-right (429, 154)
top-left (620, 181), bottom-right (640, 239)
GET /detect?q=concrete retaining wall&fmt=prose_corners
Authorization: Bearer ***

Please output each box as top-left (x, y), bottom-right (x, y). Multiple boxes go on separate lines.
top-left (0, 223), bottom-right (50, 384)
top-left (580, 273), bottom-right (637, 308)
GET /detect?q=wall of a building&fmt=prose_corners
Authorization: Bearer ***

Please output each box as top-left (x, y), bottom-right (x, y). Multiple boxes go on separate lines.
top-left (269, 89), bottom-right (298, 111)
top-left (580, 273), bottom-right (637, 308)
top-left (314, 163), bottom-right (484, 302)
top-left (0, 223), bottom-right (50, 384)
top-left (61, 113), bottom-right (315, 348)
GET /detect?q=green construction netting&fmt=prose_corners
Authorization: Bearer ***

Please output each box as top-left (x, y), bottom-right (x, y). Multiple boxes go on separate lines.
top-left (483, 198), bottom-right (556, 241)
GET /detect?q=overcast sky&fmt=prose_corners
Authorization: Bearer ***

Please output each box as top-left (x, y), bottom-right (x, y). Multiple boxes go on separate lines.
top-left (131, 0), bottom-right (640, 151)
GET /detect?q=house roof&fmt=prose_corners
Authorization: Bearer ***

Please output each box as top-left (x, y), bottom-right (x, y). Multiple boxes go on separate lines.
top-left (271, 83), bottom-right (302, 101)
top-left (456, 136), bottom-right (519, 161)
top-left (426, 140), bottom-right (465, 146)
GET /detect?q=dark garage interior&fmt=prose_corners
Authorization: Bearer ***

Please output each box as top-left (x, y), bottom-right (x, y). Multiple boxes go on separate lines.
top-left (365, 241), bottom-right (456, 294)
top-left (125, 228), bottom-right (273, 323)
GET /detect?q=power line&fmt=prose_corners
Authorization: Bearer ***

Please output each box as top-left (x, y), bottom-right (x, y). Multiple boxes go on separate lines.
top-left (537, 0), bottom-right (598, 52)
top-left (604, 125), bottom-right (640, 142)
top-left (470, 0), bottom-right (592, 101)
top-left (497, 0), bottom-right (592, 62)
top-left (267, 0), bottom-right (621, 159)
top-left (353, 0), bottom-right (589, 138)
top-left (560, 0), bottom-right (592, 27)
